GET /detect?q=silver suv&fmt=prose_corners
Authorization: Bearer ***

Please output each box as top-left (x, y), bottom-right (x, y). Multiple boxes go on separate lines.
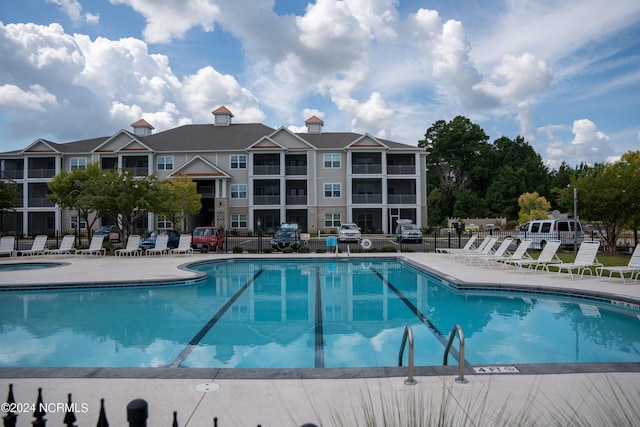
top-left (395, 220), bottom-right (423, 243)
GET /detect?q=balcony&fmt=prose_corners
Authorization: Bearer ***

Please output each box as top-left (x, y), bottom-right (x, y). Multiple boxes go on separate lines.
top-left (28, 168), bottom-right (55, 179)
top-left (387, 164), bottom-right (416, 175)
top-left (0, 170), bottom-right (24, 179)
top-left (253, 165), bottom-right (281, 175)
top-left (352, 164), bottom-right (382, 174)
top-left (286, 195), bottom-right (307, 205)
top-left (122, 167), bottom-right (148, 176)
top-left (285, 165), bottom-right (307, 175)
top-left (352, 193), bottom-right (382, 204)
top-left (28, 197), bottom-right (55, 207)
top-left (388, 194), bottom-right (417, 204)
top-left (254, 195), bottom-right (281, 205)
top-left (27, 158), bottom-right (56, 179)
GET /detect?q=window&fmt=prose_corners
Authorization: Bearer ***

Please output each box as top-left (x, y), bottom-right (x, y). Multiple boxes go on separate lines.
top-left (157, 216), bottom-right (172, 229)
top-left (356, 183), bottom-right (374, 194)
top-left (231, 214), bottom-right (247, 228)
top-left (156, 156), bottom-right (173, 171)
top-left (70, 215), bottom-right (87, 230)
top-left (230, 155), bottom-right (247, 169)
top-left (325, 213), bottom-right (341, 228)
top-left (323, 153), bottom-right (341, 168)
top-left (541, 222), bottom-right (551, 232)
top-left (324, 183), bottom-right (341, 198)
top-left (70, 158), bottom-right (86, 170)
top-left (231, 184), bottom-right (247, 199)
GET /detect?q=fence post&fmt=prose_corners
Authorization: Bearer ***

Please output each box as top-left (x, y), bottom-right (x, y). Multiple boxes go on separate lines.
top-left (97, 398), bottom-right (109, 427)
top-left (2, 383), bottom-right (17, 427)
top-left (32, 387), bottom-right (46, 427)
top-left (127, 399), bottom-right (148, 427)
top-left (63, 393), bottom-right (77, 426)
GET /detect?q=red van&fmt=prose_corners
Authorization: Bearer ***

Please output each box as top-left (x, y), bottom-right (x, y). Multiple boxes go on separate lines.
top-left (191, 226), bottom-right (225, 251)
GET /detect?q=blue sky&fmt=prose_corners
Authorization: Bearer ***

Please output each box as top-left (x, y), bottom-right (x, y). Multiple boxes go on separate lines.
top-left (1, 0), bottom-right (639, 168)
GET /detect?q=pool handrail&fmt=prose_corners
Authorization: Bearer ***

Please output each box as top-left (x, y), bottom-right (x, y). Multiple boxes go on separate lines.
top-left (398, 325), bottom-right (417, 385)
top-left (443, 324), bottom-right (468, 384)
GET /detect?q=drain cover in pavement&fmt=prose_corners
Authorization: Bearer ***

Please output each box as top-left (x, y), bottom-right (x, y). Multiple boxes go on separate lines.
top-left (195, 383), bottom-right (220, 392)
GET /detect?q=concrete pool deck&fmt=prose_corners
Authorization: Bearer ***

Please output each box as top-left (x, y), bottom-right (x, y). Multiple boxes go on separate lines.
top-left (1, 252), bottom-right (639, 426)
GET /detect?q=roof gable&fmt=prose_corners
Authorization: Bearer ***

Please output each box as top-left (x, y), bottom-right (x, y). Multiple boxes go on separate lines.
top-left (346, 134), bottom-right (389, 150)
top-left (22, 139), bottom-right (60, 154)
top-left (270, 127), bottom-right (316, 150)
top-left (247, 136), bottom-right (286, 151)
top-left (169, 155), bottom-right (230, 179)
top-left (92, 130), bottom-right (152, 153)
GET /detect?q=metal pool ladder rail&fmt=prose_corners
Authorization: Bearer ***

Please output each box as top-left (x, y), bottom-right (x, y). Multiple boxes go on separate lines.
top-left (443, 324), bottom-right (468, 384)
top-left (398, 325), bottom-right (417, 385)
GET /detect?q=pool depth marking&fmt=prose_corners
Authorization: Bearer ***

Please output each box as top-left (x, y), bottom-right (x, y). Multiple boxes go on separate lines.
top-left (314, 267), bottom-right (325, 368)
top-left (169, 267), bottom-right (266, 368)
top-left (369, 266), bottom-right (465, 363)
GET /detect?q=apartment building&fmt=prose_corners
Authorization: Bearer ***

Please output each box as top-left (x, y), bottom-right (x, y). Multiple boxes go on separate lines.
top-left (0, 107), bottom-right (427, 235)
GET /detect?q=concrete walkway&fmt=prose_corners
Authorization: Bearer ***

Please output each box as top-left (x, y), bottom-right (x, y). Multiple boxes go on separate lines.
top-left (1, 252), bottom-right (639, 426)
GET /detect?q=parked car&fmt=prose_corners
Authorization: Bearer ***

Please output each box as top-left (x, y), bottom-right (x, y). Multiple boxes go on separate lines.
top-left (93, 225), bottom-right (120, 242)
top-left (517, 219), bottom-right (584, 250)
top-left (395, 220), bottom-right (423, 243)
top-left (191, 226), bottom-right (225, 251)
top-left (337, 222), bottom-right (361, 242)
top-left (270, 222), bottom-right (304, 251)
top-left (138, 229), bottom-right (180, 251)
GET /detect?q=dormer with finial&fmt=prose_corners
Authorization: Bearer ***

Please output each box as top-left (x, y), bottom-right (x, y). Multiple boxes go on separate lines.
top-left (305, 115), bottom-right (324, 134)
top-left (131, 119), bottom-right (154, 136)
top-left (212, 106), bottom-right (234, 126)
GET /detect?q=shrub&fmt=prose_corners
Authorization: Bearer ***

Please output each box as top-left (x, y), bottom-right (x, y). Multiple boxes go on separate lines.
top-left (282, 247), bottom-right (294, 253)
top-left (316, 248), bottom-right (326, 253)
top-left (247, 248), bottom-right (258, 254)
top-left (263, 247), bottom-right (273, 253)
top-left (298, 246), bottom-right (311, 253)
top-left (232, 246), bottom-right (243, 253)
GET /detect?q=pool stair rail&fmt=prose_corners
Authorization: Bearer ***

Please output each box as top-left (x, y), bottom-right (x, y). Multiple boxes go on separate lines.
top-left (443, 324), bottom-right (468, 384)
top-left (398, 325), bottom-right (417, 385)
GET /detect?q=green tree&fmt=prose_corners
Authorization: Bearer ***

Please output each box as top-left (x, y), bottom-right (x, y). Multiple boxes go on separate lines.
top-left (0, 179), bottom-right (20, 214)
top-left (156, 176), bottom-right (202, 231)
top-left (559, 151), bottom-right (640, 252)
top-left (453, 188), bottom-right (487, 219)
top-left (47, 163), bottom-right (104, 233)
top-left (517, 192), bottom-right (551, 223)
top-left (89, 170), bottom-right (161, 239)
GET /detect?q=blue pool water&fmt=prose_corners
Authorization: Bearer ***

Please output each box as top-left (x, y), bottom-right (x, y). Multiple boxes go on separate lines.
top-left (0, 258), bottom-right (639, 368)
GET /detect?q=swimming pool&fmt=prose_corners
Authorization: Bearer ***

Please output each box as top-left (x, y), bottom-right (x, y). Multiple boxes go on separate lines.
top-left (0, 258), bottom-right (639, 369)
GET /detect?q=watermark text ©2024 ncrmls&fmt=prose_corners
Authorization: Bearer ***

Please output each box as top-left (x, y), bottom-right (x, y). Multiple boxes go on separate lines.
top-left (2, 401), bottom-right (90, 413)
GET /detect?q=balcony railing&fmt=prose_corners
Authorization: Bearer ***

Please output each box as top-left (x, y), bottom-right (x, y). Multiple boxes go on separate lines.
top-left (286, 195), bottom-right (307, 205)
top-left (352, 193), bottom-right (382, 204)
top-left (28, 197), bottom-right (55, 207)
top-left (285, 165), bottom-right (307, 175)
top-left (27, 168), bottom-right (55, 179)
top-left (0, 170), bottom-right (24, 179)
top-left (122, 167), bottom-right (148, 176)
top-left (253, 165), bottom-right (280, 175)
top-left (387, 164), bottom-right (416, 175)
top-left (352, 164), bottom-right (382, 174)
top-left (254, 195), bottom-right (281, 205)
top-left (199, 186), bottom-right (215, 197)
top-left (388, 194), bottom-right (417, 204)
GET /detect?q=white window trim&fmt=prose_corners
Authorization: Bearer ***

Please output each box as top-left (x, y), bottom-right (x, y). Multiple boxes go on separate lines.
top-left (231, 184), bottom-right (247, 199)
top-left (324, 183), bottom-right (341, 198)
top-left (323, 153), bottom-right (341, 168)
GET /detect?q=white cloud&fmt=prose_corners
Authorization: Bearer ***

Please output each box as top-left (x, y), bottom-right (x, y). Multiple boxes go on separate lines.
top-left (474, 53), bottom-right (552, 101)
top-left (46, 0), bottom-right (99, 25)
top-left (0, 84), bottom-right (58, 112)
top-left (545, 119), bottom-right (615, 168)
top-left (110, 0), bottom-right (220, 43)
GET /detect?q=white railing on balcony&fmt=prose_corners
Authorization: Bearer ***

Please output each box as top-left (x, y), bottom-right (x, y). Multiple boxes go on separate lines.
top-left (286, 195), bottom-right (307, 205)
top-left (352, 193), bottom-right (383, 204)
top-left (254, 195), bottom-right (281, 205)
top-left (352, 164), bottom-right (382, 174)
top-left (27, 168), bottom-right (56, 179)
top-left (28, 197), bottom-right (55, 207)
top-left (388, 194), bottom-right (417, 204)
top-left (253, 165), bottom-right (281, 175)
top-left (1, 170), bottom-right (24, 179)
top-left (285, 165), bottom-right (307, 175)
top-left (123, 167), bottom-right (148, 176)
top-left (387, 164), bottom-right (416, 175)
top-left (199, 186), bottom-right (215, 197)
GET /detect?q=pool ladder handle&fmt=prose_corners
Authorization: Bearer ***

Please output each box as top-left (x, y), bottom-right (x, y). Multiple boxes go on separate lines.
top-left (398, 325), bottom-right (417, 385)
top-left (443, 324), bottom-right (469, 384)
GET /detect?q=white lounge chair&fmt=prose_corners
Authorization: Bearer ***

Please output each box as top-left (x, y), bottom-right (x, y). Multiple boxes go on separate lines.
top-left (115, 235), bottom-right (142, 257)
top-left (596, 243), bottom-right (640, 284)
top-left (77, 234), bottom-right (106, 256)
top-left (503, 240), bottom-right (562, 272)
top-left (467, 237), bottom-right (513, 265)
top-left (146, 234), bottom-right (169, 256)
top-left (496, 240), bottom-right (533, 269)
top-left (457, 236), bottom-right (498, 262)
top-left (553, 241), bottom-right (602, 279)
top-left (171, 234), bottom-right (193, 256)
top-left (0, 236), bottom-right (16, 257)
top-left (45, 235), bottom-right (76, 256)
top-left (17, 235), bottom-right (48, 257)
top-left (436, 234), bottom-right (478, 254)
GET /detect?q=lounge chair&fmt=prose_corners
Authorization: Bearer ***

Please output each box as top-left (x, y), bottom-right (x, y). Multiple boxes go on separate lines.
top-left (115, 235), bottom-right (142, 257)
top-left (436, 234), bottom-right (478, 254)
top-left (596, 243), bottom-right (640, 284)
top-left (77, 234), bottom-right (106, 256)
top-left (17, 235), bottom-right (48, 257)
top-left (146, 234), bottom-right (169, 256)
top-left (456, 236), bottom-right (498, 262)
top-left (503, 240), bottom-right (562, 272)
top-left (466, 237), bottom-right (513, 265)
top-left (44, 235), bottom-right (77, 256)
top-left (552, 241), bottom-right (602, 279)
top-left (171, 234), bottom-right (193, 256)
top-left (495, 239), bottom-right (533, 269)
top-left (0, 236), bottom-right (16, 257)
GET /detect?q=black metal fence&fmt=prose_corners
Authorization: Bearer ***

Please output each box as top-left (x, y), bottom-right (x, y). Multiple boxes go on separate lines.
top-left (2, 383), bottom-right (318, 427)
